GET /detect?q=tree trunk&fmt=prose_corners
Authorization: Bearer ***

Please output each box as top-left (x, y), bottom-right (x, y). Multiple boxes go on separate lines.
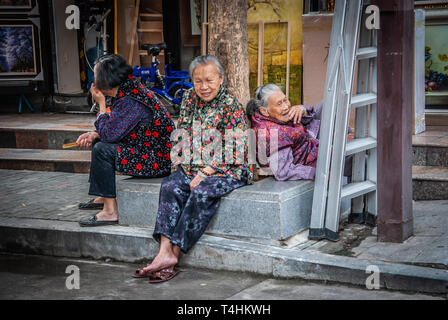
top-left (208, 0), bottom-right (250, 107)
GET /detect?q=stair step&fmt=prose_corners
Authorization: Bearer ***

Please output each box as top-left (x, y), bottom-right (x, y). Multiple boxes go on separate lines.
top-left (0, 149), bottom-right (91, 173)
top-left (425, 112), bottom-right (448, 126)
top-left (413, 166), bottom-right (448, 200)
top-left (0, 113), bottom-right (95, 150)
top-left (412, 126), bottom-right (448, 167)
top-left (412, 165), bottom-right (448, 182)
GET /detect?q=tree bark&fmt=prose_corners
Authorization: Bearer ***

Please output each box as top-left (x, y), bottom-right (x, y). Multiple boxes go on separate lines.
top-left (208, 0), bottom-right (250, 107)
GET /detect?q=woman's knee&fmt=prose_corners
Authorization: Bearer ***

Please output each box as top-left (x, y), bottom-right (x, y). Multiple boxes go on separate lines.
top-left (92, 141), bottom-right (116, 160)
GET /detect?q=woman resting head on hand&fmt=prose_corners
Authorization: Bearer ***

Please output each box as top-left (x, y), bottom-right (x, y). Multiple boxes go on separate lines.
top-left (76, 54), bottom-right (174, 227)
top-left (246, 84), bottom-right (320, 181)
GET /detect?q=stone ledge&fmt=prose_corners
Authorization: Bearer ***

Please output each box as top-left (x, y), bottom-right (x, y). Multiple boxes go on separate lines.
top-left (0, 217), bottom-right (446, 294)
top-left (117, 177), bottom-right (315, 241)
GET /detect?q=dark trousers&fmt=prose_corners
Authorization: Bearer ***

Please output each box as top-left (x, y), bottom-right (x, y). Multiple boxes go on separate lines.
top-left (154, 168), bottom-right (247, 253)
top-left (88, 140), bottom-right (118, 198)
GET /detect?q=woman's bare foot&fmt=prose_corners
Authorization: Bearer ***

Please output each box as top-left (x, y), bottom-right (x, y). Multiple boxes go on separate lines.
top-left (142, 251), bottom-right (178, 274)
top-left (93, 197), bottom-right (104, 204)
top-left (96, 210), bottom-right (118, 221)
top-left (96, 198), bottom-right (118, 221)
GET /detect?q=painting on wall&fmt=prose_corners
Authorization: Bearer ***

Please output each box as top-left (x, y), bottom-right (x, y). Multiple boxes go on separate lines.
top-left (247, 0), bottom-right (303, 105)
top-left (425, 25), bottom-right (448, 93)
top-left (0, 0), bottom-right (33, 10)
top-left (0, 24), bottom-right (38, 77)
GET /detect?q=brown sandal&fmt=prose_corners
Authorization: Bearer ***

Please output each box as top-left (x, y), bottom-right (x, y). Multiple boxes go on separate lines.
top-left (148, 269), bottom-right (181, 283)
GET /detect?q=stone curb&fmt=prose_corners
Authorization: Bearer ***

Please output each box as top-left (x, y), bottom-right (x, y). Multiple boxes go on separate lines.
top-left (0, 217), bottom-right (446, 294)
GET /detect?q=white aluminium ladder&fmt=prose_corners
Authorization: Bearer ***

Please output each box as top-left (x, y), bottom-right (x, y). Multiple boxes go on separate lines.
top-left (309, 0), bottom-right (378, 242)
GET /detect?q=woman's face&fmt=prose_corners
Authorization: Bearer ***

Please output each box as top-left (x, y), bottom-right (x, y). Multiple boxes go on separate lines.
top-left (192, 63), bottom-right (224, 102)
top-left (261, 90), bottom-right (291, 122)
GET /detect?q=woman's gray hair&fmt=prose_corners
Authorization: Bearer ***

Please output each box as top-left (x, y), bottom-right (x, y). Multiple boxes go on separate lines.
top-left (246, 84), bottom-right (283, 120)
top-left (189, 55), bottom-right (225, 78)
top-left (254, 84), bottom-right (283, 107)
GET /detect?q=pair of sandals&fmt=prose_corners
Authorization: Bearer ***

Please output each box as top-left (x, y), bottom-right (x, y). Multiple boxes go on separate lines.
top-left (132, 265), bottom-right (181, 283)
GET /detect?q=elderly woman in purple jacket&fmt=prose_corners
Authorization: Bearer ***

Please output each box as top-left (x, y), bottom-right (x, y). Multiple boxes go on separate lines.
top-left (247, 84), bottom-right (352, 181)
top-left (246, 84), bottom-right (320, 181)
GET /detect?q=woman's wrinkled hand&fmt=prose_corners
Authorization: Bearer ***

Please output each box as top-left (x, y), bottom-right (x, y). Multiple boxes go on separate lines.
top-left (190, 175), bottom-right (205, 191)
top-left (90, 84), bottom-right (106, 106)
top-left (288, 105), bottom-right (307, 124)
top-left (76, 132), bottom-right (98, 149)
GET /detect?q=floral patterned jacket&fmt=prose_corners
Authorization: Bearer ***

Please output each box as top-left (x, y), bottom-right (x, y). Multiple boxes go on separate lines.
top-left (95, 76), bottom-right (174, 177)
top-left (172, 86), bottom-right (254, 184)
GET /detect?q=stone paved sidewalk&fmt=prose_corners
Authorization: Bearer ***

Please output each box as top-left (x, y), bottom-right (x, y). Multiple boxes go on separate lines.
top-left (0, 169), bottom-right (126, 223)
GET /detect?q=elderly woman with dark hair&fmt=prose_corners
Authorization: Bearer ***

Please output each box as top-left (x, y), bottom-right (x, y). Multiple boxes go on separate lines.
top-left (76, 54), bottom-right (174, 227)
top-left (133, 55), bottom-right (252, 283)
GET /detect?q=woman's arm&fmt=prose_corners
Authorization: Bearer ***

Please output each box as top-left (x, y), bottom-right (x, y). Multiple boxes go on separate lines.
top-left (269, 147), bottom-right (316, 181)
top-left (94, 98), bottom-right (145, 143)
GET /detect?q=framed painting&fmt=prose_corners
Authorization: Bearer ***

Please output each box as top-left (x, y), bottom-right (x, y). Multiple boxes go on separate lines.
top-left (424, 8), bottom-right (448, 111)
top-left (0, 0), bottom-right (33, 10)
top-left (0, 22), bottom-right (40, 79)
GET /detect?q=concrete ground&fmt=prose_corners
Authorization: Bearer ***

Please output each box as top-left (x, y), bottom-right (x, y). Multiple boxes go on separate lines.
top-left (0, 253), bottom-right (443, 300)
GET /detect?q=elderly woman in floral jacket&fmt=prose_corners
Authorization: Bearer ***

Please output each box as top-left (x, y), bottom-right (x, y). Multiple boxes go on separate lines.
top-left (76, 54), bottom-right (174, 227)
top-left (133, 55), bottom-right (252, 283)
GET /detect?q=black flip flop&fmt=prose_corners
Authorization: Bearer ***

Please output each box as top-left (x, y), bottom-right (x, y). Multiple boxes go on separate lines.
top-left (79, 215), bottom-right (118, 227)
top-left (78, 199), bottom-right (104, 210)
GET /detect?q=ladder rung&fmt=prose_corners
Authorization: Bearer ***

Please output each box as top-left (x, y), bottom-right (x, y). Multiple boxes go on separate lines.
top-left (345, 137), bottom-right (377, 156)
top-left (351, 93), bottom-right (377, 108)
top-left (341, 181), bottom-right (376, 200)
top-left (356, 47), bottom-right (377, 60)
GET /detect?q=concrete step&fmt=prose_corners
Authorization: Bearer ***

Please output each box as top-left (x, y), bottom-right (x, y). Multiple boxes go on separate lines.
top-left (425, 113), bottom-right (448, 126)
top-left (413, 128), bottom-right (448, 168)
top-left (0, 216), bottom-right (446, 294)
top-left (0, 113), bottom-right (95, 150)
top-left (413, 166), bottom-right (448, 200)
top-left (0, 148), bottom-right (91, 173)
top-left (117, 177), bottom-right (315, 242)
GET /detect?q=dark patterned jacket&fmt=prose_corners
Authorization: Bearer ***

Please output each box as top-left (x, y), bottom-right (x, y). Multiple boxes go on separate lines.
top-left (95, 76), bottom-right (175, 177)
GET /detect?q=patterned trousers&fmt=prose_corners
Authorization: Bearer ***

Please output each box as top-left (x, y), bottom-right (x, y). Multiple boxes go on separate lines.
top-left (153, 167), bottom-right (247, 253)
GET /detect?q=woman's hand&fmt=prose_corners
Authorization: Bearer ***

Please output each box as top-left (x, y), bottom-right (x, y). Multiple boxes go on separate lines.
top-left (287, 105), bottom-right (307, 124)
top-left (90, 84), bottom-right (106, 112)
top-left (76, 132), bottom-right (99, 149)
top-left (189, 167), bottom-right (216, 191)
top-left (190, 175), bottom-right (205, 191)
